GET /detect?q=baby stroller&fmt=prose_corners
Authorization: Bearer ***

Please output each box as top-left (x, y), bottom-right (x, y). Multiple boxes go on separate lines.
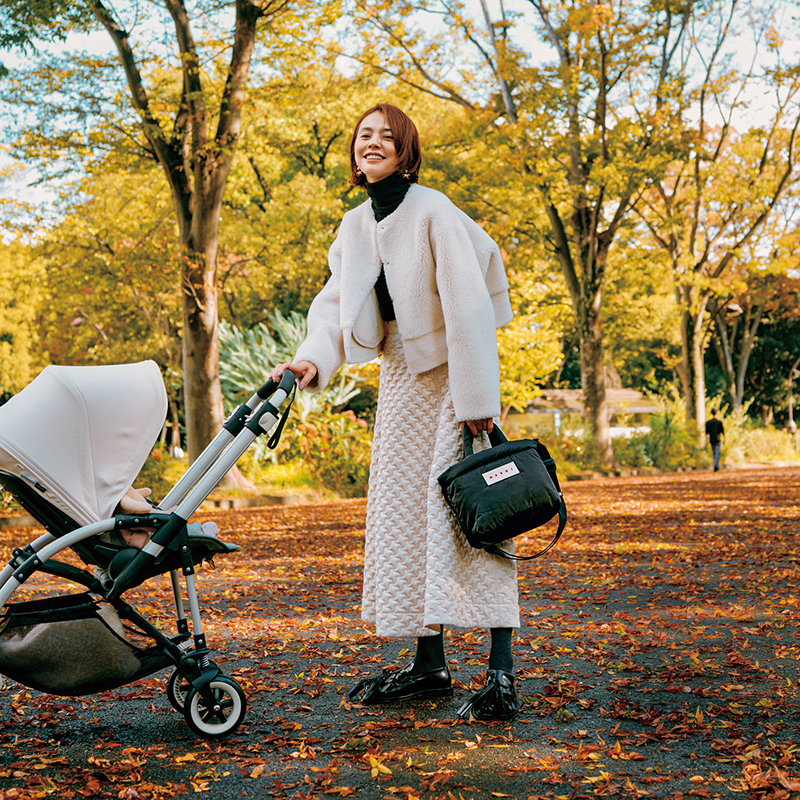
top-left (0, 361), bottom-right (296, 738)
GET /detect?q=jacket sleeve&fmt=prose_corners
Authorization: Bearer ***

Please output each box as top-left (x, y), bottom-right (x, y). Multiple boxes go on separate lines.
top-left (293, 237), bottom-right (346, 393)
top-left (429, 211), bottom-right (504, 422)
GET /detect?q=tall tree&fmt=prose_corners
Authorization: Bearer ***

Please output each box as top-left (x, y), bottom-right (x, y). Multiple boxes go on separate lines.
top-left (635, 1), bottom-right (800, 433)
top-left (0, 0), bottom-right (319, 463)
top-left (733, 290), bottom-right (800, 425)
top-left (707, 236), bottom-right (800, 414)
top-left (345, 0), bottom-right (694, 467)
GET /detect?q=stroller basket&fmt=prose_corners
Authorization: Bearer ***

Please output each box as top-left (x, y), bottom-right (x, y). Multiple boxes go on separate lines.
top-left (0, 593), bottom-right (171, 695)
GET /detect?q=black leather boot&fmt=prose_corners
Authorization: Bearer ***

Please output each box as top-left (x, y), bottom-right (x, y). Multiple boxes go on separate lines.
top-left (457, 669), bottom-right (520, 721)
top-left (348, 662), bottom-right (453, 704)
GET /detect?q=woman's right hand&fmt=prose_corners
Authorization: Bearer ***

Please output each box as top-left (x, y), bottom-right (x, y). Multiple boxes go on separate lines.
top-left (269, 361), bottom-right (318, 391)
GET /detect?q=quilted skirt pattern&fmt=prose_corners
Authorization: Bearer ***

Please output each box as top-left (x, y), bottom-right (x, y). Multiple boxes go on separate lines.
top-left (361, 323), bottom-right (519, 638)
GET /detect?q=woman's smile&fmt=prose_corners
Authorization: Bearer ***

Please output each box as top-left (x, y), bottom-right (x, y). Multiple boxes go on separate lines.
top-left (355, 111), bottom-right (399, 182)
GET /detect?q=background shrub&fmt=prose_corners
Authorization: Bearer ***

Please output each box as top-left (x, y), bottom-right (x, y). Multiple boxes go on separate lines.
top-left (218, 310), bottom-right (369, 479)
top-left (292, 411), bottom-right (373, 498)
top-left (134, 446), bottom-right (188, 502)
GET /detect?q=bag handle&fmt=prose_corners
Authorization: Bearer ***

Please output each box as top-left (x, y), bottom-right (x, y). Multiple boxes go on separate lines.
top-left (463, 426), bottom-right (567, 562)
top-left (486, 495), bottom-right (566, 561)
top-left (462, 424), bottom-right (507, 456)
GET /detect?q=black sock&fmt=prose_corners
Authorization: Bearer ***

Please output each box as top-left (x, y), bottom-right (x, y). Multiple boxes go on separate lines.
top-left (488, 627), bottom-right (514, 673)
top-left (412, 628), bottom-right (446, 673)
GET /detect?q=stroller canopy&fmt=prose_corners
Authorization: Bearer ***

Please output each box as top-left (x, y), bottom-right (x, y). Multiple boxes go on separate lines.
top-left (0, 361), bottom-right (167, 527)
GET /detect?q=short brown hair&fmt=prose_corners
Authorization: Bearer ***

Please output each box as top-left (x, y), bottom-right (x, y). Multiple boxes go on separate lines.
top-left (348, 103), bottom-right (421, 186)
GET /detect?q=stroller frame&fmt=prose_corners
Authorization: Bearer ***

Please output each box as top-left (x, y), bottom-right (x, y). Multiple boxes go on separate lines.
top-left (0, 370), bottom-right (296, 738)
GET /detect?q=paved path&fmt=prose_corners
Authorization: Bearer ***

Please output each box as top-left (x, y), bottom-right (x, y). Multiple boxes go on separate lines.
top-left (1, 466), bottom-right (799, 799)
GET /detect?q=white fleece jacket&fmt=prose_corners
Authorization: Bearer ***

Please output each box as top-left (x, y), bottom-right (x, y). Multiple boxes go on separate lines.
top-left (294, 184), bottom-right (514, 422)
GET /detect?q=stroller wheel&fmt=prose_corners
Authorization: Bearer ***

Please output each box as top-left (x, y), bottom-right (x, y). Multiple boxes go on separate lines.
top-left (184, 677), bottom-right (247, 739)
top-left (167, 669), bottom-right (192, 712)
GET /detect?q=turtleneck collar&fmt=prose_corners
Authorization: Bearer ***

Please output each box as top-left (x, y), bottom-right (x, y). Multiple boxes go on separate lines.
top-left (364, 172), bottom-right (411, 222)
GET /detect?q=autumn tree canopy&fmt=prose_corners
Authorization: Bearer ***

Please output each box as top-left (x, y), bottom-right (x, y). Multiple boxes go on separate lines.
top-left (2, 0), bottom-right (800, 456)
top-left (0, 0), bottom-right (335, 465)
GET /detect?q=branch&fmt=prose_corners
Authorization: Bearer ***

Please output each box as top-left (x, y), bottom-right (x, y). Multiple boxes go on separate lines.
top-left (756, 84), bottom-right (800, 177)
top-left (525, 0), bottom-right (582, 178)
top-left (711, 130), bottom-right (800, 278)
top-left (87, 0), bottom-right (189, 228)
top-left (688, 5), bottom-right (741, 259)
top-left (526, 0), bottom-right (570, 67)
top-left (696, 0), bottom-right (738, 145)
top-left (657, 3), bottom-right (693, 102)
top-left (595, 29), bottom-right (608, 161)
top-left (87, 0), bottom-right (169, 158)
top-left (162, 0), bottom-right (208, 156)
top-left (355, 1), bottom-right (477, 109)
top-left (477, 0), bottom-right (518, 122)
top-left (632, 200), bottom-right (671, 252)
top-left (712, 111), bottom-right (800, 279)
top-left (216, 0), bottom-right (281, 154)
top-left (336, 49), bottom-right (476, 109)
top-left (537, 189), bottom-right (580, 311)
top-left (248, 155), bottom-right (271, 208)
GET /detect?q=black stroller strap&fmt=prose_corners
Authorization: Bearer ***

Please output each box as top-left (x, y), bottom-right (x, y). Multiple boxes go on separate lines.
top-left (267, 384), bottom-right (297, 450)
top-left (1, 592), bottom-right (100, 627)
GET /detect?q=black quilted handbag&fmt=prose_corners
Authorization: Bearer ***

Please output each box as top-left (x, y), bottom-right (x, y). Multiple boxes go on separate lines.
top-left (438, 425), bottom-right (566, 561)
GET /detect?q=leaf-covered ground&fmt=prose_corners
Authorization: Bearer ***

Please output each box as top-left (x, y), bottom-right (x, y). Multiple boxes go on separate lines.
top-left (1, 466), bottom-right (799, 800)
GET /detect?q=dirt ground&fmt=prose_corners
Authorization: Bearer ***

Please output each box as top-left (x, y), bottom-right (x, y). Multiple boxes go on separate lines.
top-left (1, 465), bottom-right (799, 800)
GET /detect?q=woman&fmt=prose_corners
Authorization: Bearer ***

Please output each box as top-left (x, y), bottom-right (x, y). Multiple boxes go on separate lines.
top-left (270, 103), bottom-right (520, 720)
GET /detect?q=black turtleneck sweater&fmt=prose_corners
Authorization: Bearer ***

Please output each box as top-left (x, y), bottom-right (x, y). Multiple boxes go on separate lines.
top-left (365, 173), bottom-right (410, 322)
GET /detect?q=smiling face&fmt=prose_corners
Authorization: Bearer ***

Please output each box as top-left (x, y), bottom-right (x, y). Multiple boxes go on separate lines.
top-left (353, 111), bottom-right (399, 183)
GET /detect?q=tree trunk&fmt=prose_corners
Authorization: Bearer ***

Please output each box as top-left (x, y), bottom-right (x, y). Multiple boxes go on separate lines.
top-left (181, 204), bottom-right (252, 492)
top-left (677, 307), bottom-right (696, 423)
top-left (169, 396), bottom-right (181, 455)
top-left (92, 0), bottom-right (266, 467)
top-left (541, 196), bottom-right (617, 470)
top-left (690, 310), bottom-right (706, 441)
top-left (712, 303), bottom-right (763, 413)
top-left (734, 307), bottom-right (763, 412)
top-left (679, 305), bottom-right (707, 444)
top-left (580, 302), bottom-right (614, 468)
top-left (676, 281), bottom-right (708, 436)
top-left (181, 249), bottom-right (223, 463)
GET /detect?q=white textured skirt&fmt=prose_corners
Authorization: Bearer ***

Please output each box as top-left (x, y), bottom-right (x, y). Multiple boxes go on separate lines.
top-left (361, 322), bottom-right (519, 638)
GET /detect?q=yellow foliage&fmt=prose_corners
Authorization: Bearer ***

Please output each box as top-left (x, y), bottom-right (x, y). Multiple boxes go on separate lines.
top-left (0, 241), bottom-right (46, 394)
top-left (498, 310), bottom-right (562, 413)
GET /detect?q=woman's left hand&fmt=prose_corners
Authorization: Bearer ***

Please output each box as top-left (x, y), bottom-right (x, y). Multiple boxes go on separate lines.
top-left (463, 418), bottom-right (494, 436)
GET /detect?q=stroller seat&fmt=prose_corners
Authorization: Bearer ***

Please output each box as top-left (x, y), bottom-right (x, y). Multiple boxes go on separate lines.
top-left (0, 362), bottom-right (240, 590)
top-left (0, 469), bottom-right (237, 586)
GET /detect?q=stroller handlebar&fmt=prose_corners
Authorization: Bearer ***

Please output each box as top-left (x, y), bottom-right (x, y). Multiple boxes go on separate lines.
top-left (276, 369), bottom-right (296, 396)
top-left (255, 377), bottom-right (278, 401)
top-left (255, 369), bottom-right (296, 401)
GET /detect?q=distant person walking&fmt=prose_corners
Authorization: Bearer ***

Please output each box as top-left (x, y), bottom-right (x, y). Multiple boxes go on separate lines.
top-left (705, 409), bottom-right (725, 471)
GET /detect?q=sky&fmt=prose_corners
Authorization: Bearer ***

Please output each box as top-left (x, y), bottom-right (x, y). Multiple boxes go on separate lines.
top-left (1, 30), bottom-right (117, 215)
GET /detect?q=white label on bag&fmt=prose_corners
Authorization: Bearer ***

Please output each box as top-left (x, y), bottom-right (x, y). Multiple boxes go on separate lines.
top-left (482, 460), bottom-right (520, 485)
